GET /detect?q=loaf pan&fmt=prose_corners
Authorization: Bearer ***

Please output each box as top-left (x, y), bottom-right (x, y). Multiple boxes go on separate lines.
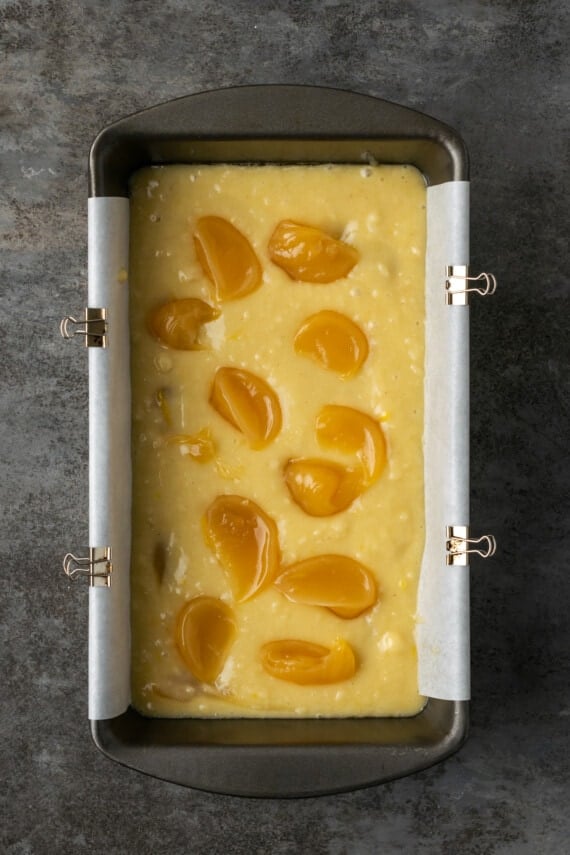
top-left (62, 85), bottom-right (497, 796)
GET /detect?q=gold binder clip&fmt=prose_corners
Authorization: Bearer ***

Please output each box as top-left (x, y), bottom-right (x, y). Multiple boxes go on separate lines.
top-left (445, 266), bottom-right (497, 306)
top-left (60, 308), bottom-right (108, 347)
top-left (63, 547), bottom-right (112, 587)
top-left (446, 526), bottom-right (496, 565)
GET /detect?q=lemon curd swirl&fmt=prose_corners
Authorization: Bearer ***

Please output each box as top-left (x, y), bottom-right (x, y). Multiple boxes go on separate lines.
top-left (129, 164), bottom-right (427, 717)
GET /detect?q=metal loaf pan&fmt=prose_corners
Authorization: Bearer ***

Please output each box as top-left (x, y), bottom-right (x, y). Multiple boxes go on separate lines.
top-left (85, 85), bottom-right (471, 797)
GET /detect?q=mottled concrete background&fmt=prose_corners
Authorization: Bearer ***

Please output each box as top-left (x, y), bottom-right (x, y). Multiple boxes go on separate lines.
top-left (1, 1), bottom-right (569, 852)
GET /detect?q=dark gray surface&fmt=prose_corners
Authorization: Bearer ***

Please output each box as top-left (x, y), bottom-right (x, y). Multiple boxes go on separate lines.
top-left (1, 1), bottom-right (568, 853)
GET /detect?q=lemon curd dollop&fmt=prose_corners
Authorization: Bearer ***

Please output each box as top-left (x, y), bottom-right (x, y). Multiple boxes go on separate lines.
top-left (147, 297), bottom-right (220, 350)
top-left (268, 220), bottom-right (359, 283)
top-left (260, 638), bottom-right (357, 685)
top-left (175, 596), bottom-right (237, 684)
top-left (315, 404), bottom-right (387, 485)
top-left (129, 163), bottom-right (427, 719)
top-left (294, 309), bottom-right (369, 377)
top-left (283, 457), bottom-right (362, 517)
top-left (209, 366), bottom-right (282, 448)
top-left (274, 555), bottom-right (378, 619)
top-left (203, 495), bottom-right (281, 603)
top-left (194, 215), bottom-right (262, 302)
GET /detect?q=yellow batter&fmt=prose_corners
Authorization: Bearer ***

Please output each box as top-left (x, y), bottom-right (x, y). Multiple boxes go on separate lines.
top-left (129, 164), bottom-right (426, 717)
